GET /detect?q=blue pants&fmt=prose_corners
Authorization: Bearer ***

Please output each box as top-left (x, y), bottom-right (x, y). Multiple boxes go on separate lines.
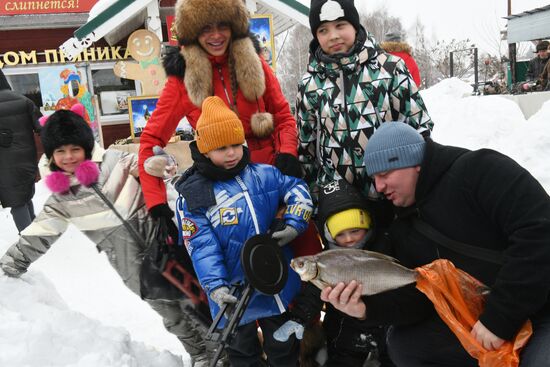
top-left (387, 311), bottom-right (550, 367)
top-left (10, 200), bottom-right (35, 233)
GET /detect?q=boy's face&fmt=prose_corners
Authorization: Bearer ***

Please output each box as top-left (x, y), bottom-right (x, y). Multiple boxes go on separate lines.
top-left (334, 228), bottom-right (368, 247)
top-left (316, 19), bottom-right (356, 55)
top-left (205, 144), bottom-right (243, 169)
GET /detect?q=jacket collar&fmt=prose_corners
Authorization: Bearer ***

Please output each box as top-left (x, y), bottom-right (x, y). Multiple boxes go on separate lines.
top-left (415, 140), bottom-right (469, 205)
top-left (179, 36), bottom-right (265, 108)
top-left (380, 41), bottom-right (412, 54)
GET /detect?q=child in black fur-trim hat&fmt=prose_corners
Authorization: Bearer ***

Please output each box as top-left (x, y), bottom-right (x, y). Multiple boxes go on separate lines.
top-left (2, 104), bottom-right (216, 367)
top-left (40, 107), bottom-right (95, 171)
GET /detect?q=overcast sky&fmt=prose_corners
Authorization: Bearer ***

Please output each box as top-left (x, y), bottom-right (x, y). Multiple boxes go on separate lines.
top-left (298, 0), bottom-right (550, 55)
top-left (360, 0), bottom-right (548, 49)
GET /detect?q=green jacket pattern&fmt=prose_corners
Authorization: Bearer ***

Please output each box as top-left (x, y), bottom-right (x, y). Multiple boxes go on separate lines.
top-left (296, 33), bottom-right (433, 198)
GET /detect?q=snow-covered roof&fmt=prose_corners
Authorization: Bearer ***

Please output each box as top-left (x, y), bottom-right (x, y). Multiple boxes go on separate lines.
top-left (60, 0), bottom-right (157, 61)
top-left (504, 5), bottom-right (550, 20)
top-left (254, 0), bottom-right (309, 31)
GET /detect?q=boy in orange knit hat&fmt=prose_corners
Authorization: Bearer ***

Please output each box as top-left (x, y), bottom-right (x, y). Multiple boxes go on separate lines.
top-left (149, 96), bottom-right (313, 366)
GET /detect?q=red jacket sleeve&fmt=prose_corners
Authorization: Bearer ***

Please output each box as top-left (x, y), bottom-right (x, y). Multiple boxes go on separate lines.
top-left (138, 76), bottom-right (200, 209)
top-left (260, 58), bottom-right (298, 157)
top-left (406, 55), bottom-right (421, 87)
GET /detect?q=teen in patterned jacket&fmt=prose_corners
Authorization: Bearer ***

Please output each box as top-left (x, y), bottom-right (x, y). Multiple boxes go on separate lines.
top-left (296, 0), bottom-right (433, 202)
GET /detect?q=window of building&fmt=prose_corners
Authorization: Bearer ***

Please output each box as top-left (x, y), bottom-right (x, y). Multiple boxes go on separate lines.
top-left (90, 63), bottom-right (138, 121)
top-left (4, 72), bottom-right (43, 109)
top-left (3, 62), bottom-right (139, 125)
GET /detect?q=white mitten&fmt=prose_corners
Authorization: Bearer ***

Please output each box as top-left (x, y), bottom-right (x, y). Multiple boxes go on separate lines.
top-left (144, 146), bottom-right (178, 178)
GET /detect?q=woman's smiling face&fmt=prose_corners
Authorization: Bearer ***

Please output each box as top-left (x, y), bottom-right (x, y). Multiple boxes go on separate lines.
top-left (198, 22), bottom-right (232, 57)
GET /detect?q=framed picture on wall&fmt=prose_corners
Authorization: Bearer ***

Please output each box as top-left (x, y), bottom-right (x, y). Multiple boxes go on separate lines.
top-left (250, 14), bottom-right (276, 71)
top-left (128, 95), bottom-right (159, 138)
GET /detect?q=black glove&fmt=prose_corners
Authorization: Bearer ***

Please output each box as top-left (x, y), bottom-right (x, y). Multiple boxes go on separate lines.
top-left (275, 153), bottom-right (303, 179)
top-left (150, 203), bottom-right (179, 244)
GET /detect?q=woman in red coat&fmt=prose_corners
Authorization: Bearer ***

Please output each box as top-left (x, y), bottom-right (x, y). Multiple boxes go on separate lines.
top-left (138, 0), bottom-right (320, 257)
top-left (381, 31), bottom-right (422, 87)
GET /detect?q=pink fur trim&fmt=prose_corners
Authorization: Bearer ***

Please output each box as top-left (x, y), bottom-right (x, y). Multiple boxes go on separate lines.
top-left (75, 160), bottom-right (100, 187)
top-left (38, 103), bottom-right (84, 127)
top-left (70, 103), bottom-right (85, 118)
top-left (45, 171), bottom-right (70, 193)
top-left (39, 115), bottom-right (48, 127)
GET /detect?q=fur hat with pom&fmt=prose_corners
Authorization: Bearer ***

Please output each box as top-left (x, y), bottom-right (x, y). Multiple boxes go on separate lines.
top-left (174, 0), bottom-right (249, 46)
top-left (40, 105), bottom-right (94, 162)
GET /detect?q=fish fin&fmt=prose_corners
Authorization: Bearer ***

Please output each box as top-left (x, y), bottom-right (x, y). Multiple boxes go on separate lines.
top-left (358, 250), bottom-right (401, 263)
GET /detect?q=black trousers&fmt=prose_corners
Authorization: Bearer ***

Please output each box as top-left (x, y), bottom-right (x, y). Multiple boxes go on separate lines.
top-left (10, 199), bottom-right (35, 233)
top-left (226, 313), bottom-right (299, 367)
top-left (386, 314), bottom-right (476, 367)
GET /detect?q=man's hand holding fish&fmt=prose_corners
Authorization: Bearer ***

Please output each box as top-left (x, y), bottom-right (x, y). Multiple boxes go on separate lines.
top-left (320, 280), bottom-right (366, 319)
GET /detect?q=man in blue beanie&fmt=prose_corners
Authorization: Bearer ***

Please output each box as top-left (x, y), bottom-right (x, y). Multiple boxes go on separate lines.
top-left (320, 122), bottom-right (550, 366)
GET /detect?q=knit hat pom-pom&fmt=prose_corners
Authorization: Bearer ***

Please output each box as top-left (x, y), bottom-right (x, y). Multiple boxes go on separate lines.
top-left (45, 171), bottom-right (71, 193)
top-left (75, 160), bottom-right (100, 187)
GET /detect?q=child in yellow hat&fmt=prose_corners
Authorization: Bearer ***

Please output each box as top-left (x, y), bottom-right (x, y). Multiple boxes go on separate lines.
top-left (325, 207), bottom-right (372, 249)
top-left (275, 179), bottom-right (394, 367)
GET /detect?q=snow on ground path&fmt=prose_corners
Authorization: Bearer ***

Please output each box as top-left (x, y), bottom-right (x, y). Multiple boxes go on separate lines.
top-left (0, 181), bottom-right (190, 366)
top-left (0, 270), bottom-right (183, 367)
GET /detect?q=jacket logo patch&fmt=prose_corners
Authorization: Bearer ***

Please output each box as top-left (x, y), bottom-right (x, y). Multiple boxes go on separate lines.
top-left (220, 208), bottom-right (238, 226)
top-left (181, 218), bottom-right (198, 238)
top-left (285, 204), bottom-right (312, 222)
top-left (323, 180), bottom-right (341, 195)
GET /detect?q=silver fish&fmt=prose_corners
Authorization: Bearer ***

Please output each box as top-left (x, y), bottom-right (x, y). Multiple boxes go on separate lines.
top-left (290, 249), bottom-right (417, 295)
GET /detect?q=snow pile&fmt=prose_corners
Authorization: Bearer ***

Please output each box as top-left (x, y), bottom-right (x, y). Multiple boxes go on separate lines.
top-left (421, 77), bottom-right (550, 193)
top-left (0, 186), bottom-right (187, 366)
top-left (0, 271), bottom-right (182, 367)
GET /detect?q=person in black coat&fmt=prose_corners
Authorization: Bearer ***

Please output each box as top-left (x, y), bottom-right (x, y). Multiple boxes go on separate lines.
top-left (0, 69), bottom-right (42, 233)
top-left (274, 179), bottom-right (394, 367)
top-left (521, 40), bottom-right (549, 92)
top-left (321, 122), bottom-right (550, 366)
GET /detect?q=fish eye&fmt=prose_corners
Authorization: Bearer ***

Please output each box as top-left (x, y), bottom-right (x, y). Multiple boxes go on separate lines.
top-left (296, 260), bottom-right (304, 268)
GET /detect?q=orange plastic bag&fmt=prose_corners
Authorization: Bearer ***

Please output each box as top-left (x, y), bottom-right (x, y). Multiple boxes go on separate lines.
top-left (415, 259), bottom-right (532, 367)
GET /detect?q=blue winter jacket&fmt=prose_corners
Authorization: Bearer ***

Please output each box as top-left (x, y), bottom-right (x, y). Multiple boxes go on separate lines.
top-left (175, 163), bottom-right (313, 327)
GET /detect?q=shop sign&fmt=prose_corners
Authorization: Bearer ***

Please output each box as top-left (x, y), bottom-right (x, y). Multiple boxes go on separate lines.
top-left (0, 46), bottom-right (130, 68)
top-left (0, 0), bottom-right (97, 15)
